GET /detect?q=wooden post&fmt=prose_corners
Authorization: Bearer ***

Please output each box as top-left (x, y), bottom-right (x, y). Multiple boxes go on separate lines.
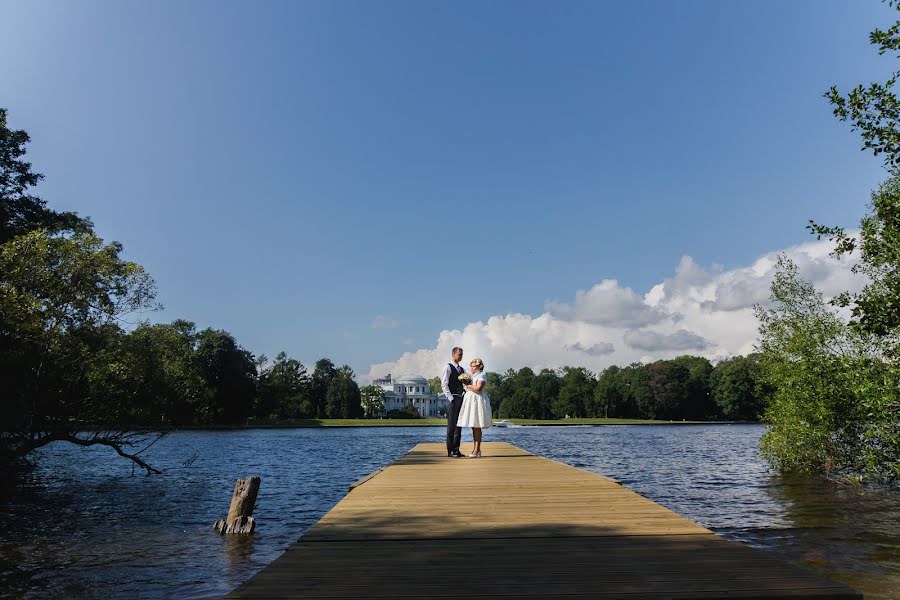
top-left (214, 476), bottom-right (260, 534)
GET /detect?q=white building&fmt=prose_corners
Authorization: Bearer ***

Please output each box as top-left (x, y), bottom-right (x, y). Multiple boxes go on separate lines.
top-left (372, 374), bottom-right (444, 418)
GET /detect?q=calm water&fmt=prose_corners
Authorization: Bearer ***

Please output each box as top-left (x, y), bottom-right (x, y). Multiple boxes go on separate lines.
top-left (1, 425), bottom-right (897, 599)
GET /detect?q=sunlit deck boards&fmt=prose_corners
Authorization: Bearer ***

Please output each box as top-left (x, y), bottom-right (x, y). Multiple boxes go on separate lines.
top-left (228, 442), bottom-right (860, 599)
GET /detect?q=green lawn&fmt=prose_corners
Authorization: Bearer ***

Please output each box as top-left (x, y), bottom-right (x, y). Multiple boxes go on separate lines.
top-left (240, 417), bottom-right (724, 428)
top-left (244, 418), bottom-right (448, 427)
top-left (501, 418), bottom-right (708, 425)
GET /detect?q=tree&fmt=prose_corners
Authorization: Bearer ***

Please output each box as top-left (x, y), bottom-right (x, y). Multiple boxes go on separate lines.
top-left (359, 384), bottom-right (385, 418)
top-left (0, 230), bottom-right (162, 472)
top-left (669, 355), bottom-right (715, 419)
top-left (813, 2), bottom-right (900, 343)
top-left (310, 358), bottom-right (337, 418)
top-left (428, 376), bottom-right (442, 395)
top-left (117, 320), bottom-right (206, 426)
top-left (553, 367), bottom-right (594, 418)
top-left (760, 2), bottom-right (900, 481)
top-left (810, 173), bottom-right (900, 342)
top-left (617, 363), bottom-right (649, 419)
top-left (643, 360), bottom-right (690, 420)
top-left (531, 369), bottom-right (560, 419)
top-left (386, 404), bottom-right (420, 419)
top-left (484, 372), bottom-right (505, 415)
top-left (593, 366), bottom-right (623, 418)
top-left (194, 329), bottom-right (257, 425)
top-left (498, 388), bottom-right (541, 419)
top-left (0, 108), bottom-right (90, 244)
top-left (325, 365), bottom-right (362, 418)
top-left (710, 354), bottom-right (772, 421)
top-left (756, 256), bottom-right (898, 480)
top-left (257, 351), bottom-right (310, 419)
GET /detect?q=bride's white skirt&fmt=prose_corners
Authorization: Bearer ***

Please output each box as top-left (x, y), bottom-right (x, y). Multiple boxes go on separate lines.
top-left (457, 391), bottom-right (493, 429)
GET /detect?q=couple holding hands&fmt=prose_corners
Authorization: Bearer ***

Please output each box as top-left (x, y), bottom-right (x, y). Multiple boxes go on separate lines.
top-left (440, 347), bottom-right (493, 458)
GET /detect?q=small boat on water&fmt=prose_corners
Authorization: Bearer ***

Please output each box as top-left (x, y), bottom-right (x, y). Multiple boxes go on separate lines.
top-left (494, 419), bottom-right (511, 427)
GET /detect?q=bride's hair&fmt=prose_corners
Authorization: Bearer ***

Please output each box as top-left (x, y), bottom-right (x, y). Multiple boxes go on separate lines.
top-left (470, 358), bottom-right (484, 371)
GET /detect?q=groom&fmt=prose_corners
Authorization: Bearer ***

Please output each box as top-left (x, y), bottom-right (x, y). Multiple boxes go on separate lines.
top-left (440, 347), bottom-right (465, 457)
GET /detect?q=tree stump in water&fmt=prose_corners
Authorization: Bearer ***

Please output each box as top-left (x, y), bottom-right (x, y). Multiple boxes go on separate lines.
top-left (214, 476), bottom-right (260, 534)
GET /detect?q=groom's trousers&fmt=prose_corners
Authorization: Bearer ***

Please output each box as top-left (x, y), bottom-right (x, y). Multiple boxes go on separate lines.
top-left (447, 394), bottom-right (463, 454)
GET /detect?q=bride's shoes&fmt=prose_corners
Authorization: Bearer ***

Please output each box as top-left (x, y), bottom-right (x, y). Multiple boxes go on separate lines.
top-left (468, 451), bottom-right (482, 458)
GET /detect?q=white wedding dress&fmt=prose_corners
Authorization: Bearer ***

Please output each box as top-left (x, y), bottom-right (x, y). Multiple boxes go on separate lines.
top-left (457, 371), bottom-right (493, 429)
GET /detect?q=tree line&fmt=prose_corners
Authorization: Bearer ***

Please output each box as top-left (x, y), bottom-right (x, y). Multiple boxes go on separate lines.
top-left (424, 355), bottom-right (771, 422)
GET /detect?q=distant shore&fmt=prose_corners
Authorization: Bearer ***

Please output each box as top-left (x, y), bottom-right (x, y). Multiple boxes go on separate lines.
top-left (171, 418), bottom-right (754, 430)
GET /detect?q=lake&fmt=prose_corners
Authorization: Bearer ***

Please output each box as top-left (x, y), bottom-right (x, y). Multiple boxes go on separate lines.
top-left (1, 425), bottom-right (897, 599)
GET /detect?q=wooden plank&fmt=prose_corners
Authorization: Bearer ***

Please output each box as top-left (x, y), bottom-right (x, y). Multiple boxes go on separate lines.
top-left (347, 467), bottom-right (382, 491)
top-left (228, 442), bottom-right (861, 599)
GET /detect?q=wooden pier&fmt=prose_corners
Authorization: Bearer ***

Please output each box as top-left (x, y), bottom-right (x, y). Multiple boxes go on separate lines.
top-left (228, 442), bottom-right (861, 599)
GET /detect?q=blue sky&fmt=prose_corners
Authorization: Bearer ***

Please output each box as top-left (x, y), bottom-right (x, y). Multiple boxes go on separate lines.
top-left (1, 1), bottom-right (892, 377)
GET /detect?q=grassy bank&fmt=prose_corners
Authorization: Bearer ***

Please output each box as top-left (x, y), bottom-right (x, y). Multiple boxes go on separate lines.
top-left (227, 417), bottom-right (740, 429)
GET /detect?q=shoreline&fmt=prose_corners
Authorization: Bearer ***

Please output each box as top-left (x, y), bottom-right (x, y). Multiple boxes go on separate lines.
top-left (168, 418), bottom-right (757, 431)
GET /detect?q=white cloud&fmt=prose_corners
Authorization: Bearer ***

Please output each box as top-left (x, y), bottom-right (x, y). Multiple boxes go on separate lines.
top-left (546, 279), bottom-right (669, 327)
top-left (566, 341), bottom-right (616, 356)
top-left (371, 315), bottom-right (400, 330)
top-left (364, 236), bottom-right (864, 382)
top-left (623, 329), bottom-right (711, 352)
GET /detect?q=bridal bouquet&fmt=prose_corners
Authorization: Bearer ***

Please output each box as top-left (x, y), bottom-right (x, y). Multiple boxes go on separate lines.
top-left (458, 373), bottom-right (471, 384)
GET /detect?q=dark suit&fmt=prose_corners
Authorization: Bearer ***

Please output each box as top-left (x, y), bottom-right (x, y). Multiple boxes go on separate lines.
top-left (446, 363), bottom-right (465, 454)
top-left (447, 395), bottom-right (464, 454)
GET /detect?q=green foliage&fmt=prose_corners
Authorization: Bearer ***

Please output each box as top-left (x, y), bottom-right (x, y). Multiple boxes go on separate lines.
top-left (756, 257), bottom-right (899, 480)
top-left (325, 365), bottom-right (362, 419)
top-left (498, 388), bottom-right (541, 419)
top-left (311, 358), bottom-right (337, 418)
top-left (193, 329), bottom-right (257, 425)
top-left (109, 320), bottom-right (207, 426)
top-left (618, 363), bottom-right (651, 419)
top-left (359, 385), bottom-right (386, 418)
top-left (814, 2), bottom-right (900, 342)
top-left (710, 354), bottom-right (772, 420)
top-left (593, 365), bottom-right (623, 418)
top-left (825, 1), bottom-right (900, 165)
top-left (489, 357), bottom-right (768, 422)
top-left (553, 367), bottom-right (595, 418)
top-left (669, 355), bottom-right (716, 419)
top-left (0, 229), bottom-right (162, 470)
top-left (764, 2), bottom-right (900, 482)
top-left (531, 369), bottom-right (560, 419)
top-left (386, 403), bottom-right (421, 419)
top-left (642, 361), bottom-right (690, 420)
top-left (484, 371), bottom-right (505, 414)
top-left (809, 174), bottom-right (900, 340)
top-left (257, 351), bottom-right (311, 419)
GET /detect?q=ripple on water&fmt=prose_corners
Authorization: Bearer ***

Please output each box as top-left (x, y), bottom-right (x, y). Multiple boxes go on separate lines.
top-left (0, 425), bottom-right (897, 599)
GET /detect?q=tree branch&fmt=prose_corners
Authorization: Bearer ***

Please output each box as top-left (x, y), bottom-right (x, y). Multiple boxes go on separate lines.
top-left (12, 431), bottom-right (165, 474)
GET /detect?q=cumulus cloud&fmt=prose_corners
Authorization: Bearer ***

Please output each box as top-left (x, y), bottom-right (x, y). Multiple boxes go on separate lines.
top-left (566, 341), bottom-right (616, 356)
top-left (546, 279), bottom-right (669, 327)
top-left (623, 329), bottom-right (711, 352)
top-left (364, 235), bottom-right (865, 382)
top-left (372, 315), bottom-right (400, 330)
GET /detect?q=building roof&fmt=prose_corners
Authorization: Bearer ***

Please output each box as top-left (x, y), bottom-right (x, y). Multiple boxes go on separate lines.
top-left (394, 374), bottom-right (429, 385)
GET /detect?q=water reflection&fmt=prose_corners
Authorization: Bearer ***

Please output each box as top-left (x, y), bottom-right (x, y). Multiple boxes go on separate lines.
top-left (735, 475), bottom-right (900, 597)
top-left (0, 425), bottom-right (896, 599)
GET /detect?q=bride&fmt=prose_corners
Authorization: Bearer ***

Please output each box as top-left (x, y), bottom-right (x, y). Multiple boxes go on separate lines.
top-left (456, 357), bottom-right (493, 457)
